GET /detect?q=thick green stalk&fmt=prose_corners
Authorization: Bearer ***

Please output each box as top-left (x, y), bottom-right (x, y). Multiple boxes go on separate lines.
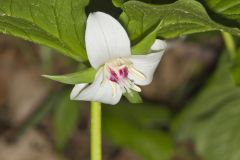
top-left (222, 32), bottom-right (236, 59)
top-left (90, 101), bottom-right (102, 160)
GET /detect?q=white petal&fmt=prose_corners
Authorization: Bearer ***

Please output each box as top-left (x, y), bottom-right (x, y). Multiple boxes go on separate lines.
top-left (85, 12), bottom-right (131, 68)
top-left (151, 39), bottom-right (167, 52)
top-left (129, 51), bottom-right (165, 86)
top-left (72, 70), bottom-right (122, 105)
top-left (128, 39), bottom-right (166, 86)
top-left (70, 84), bottom-right (88, 99)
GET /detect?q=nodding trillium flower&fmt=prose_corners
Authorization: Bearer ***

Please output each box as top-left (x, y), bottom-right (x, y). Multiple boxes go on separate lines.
top-left (70, 12), bottom-right (167, 105)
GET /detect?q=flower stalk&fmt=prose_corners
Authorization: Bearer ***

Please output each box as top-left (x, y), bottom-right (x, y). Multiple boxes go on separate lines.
top-left (90, 101), bottom-right (102, 160)
top-left (222, 32), bottom-right (236, 59)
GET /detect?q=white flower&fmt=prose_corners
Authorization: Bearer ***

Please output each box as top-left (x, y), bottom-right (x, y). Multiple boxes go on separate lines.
top-left (70, 12), bottom-right (167, 105)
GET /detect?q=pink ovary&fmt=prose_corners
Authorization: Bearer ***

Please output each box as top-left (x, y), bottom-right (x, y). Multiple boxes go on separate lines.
top-left (109, 69), bottom-right (118, 82)
top-left (109, 67), bottom-right (128, 83)
top-left (119, 67), bottom-right (128, 78)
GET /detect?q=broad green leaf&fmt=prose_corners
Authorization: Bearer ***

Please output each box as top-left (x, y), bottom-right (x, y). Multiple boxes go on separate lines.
top-left (53, 90), bottom-right (81, 151)
top-left (103, 101), bottom-right (173, 160)
top-left (42, 67), bottom-right (96, 84)
top-left (0, 0), bottom-right (89, 61)
top-left (174, 53), bottom-right (240, 160)
top-left (205, 0), bottom-right (240, 21)
top-left (120, 0), bottom-right (240, 54)
top-left (124, 91), bottom-right (143, 103)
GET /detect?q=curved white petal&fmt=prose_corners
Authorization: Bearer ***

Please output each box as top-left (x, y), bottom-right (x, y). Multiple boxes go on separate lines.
top-left (70, 84), bottom-right (88, 99)
top-left (72, 70), bottom-right (122, 105)
top-left (128, 39), bottom-right (166, 86)
top-left (129, 51), bottom-right (165, 86)
top-left (85, 12), bottom-right (131, 68)
top-left (151, 39), bottom-right (167, 52)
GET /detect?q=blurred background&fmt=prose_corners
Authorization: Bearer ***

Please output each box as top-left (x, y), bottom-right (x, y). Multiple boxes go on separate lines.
top-left (0, 0), bottom-right (240, 160)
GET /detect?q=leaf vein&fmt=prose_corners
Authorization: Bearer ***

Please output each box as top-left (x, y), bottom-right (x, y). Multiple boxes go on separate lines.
top-left (53, 0), bottom-right (61, 39)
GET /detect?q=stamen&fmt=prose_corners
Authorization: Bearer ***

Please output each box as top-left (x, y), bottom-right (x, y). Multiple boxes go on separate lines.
top-left (109, 81), bottom-right (117, 97)
top-left (131, 84), bottom-right (141, 92)
top-left (126, 79), bottom-right (141, 92)
top-left (102, 57), bottom-right (144, 95)
top-left (129, 66), bottom-right (145, 80)
top-left (120, 80), bottom-right (131, 93)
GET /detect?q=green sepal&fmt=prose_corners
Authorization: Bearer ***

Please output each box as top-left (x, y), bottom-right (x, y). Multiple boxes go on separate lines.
top-left (124, 91), bottom-right (143, 103)
top-left (42, 67), bottom-right (96, 85)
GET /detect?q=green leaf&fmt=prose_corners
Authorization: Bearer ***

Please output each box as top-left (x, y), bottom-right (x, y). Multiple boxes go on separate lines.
top-left (112, 0), bottom-right (126, 7)
top-left (0, 0), bottom-right (89, 61)
top-left (103, 101), bottom-right (173, 160)
top-left (112, 0), bottom-right (155, 7)
top-left (42, 67), bottom-right (96, 84)
top-left (120, 0), bottom-right (240, 54)
top-left (174, 53), bottom-right (240, 160)
top-left (124, 91), bottom-right (143, 103)
top-left (53, 90), bottom-right (81, 151)
top-left (205, 0), bottom-right (240, 21)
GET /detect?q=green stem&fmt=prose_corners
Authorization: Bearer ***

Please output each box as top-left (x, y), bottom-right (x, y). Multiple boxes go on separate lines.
top-left (90, 101), bottom-right (102, 160)
top-left (221, 32), bottom-right (236, 59)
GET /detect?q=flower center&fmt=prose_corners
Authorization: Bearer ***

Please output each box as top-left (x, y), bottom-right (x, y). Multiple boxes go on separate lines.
top-left (102, 58), bottom-right (145, 96)
top-left (109, 66), bottom-right (128, 83)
